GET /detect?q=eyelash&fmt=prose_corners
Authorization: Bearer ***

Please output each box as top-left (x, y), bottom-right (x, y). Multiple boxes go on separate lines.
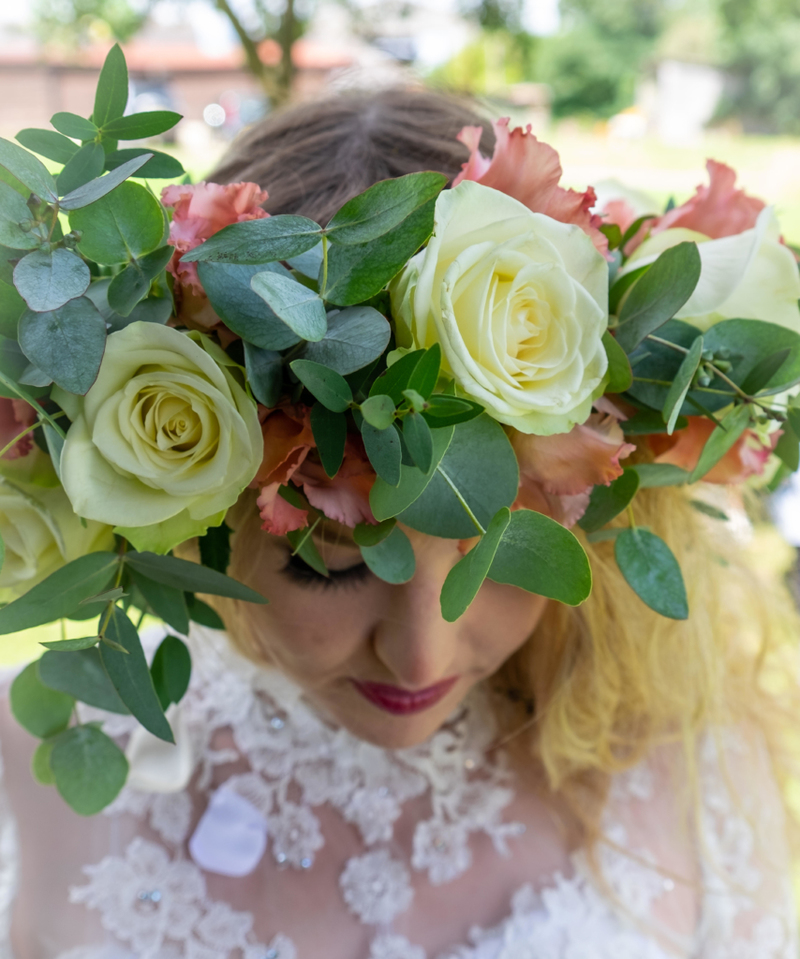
top-left (281, 551), bottom-right (372, 590)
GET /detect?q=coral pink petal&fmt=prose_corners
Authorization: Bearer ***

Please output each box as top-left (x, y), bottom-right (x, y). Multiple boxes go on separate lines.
top-left (652, 160), bottom-right (765, 240)
top-left (453, 125), bottom-right (493, 185)
top-left (257, 483), bottom-right (309, 536)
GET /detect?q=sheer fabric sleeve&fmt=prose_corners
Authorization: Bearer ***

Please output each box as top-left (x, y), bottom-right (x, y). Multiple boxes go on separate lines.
top-left (695, 728), bottom-right (798, 958)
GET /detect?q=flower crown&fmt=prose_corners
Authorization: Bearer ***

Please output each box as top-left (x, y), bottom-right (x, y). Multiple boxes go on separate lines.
top-left (2, 45), bottom-right (799, 815)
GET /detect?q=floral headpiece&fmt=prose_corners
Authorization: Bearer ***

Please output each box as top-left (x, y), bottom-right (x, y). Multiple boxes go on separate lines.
top-left (2, 46), bottom-right (799, 814)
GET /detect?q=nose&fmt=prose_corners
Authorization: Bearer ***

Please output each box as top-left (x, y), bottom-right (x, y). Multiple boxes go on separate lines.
top-left (371, 530), bottom-right (463, 690)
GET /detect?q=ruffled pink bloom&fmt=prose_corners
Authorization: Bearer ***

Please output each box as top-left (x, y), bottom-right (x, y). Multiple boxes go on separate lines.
top-left (511, 412), bottom-right (636, 497)
top-left (293, 439), bottom-right (377, 528)
top-left (255, 405), bottom-right (315, 489)
top-left (0, 399), bottom-right (36, 460)
top-left (649, 416), bottom-right (780, 484)
top-left (257, 482), bottom-right (310, 535)
top-left (511, 481), bottom-right (591, 530)
top-left (454, 119), bottom-right (608, 257)
top-left (651, 160), bottom-right (765, 241)
top-left (162, 181), bottom-right (269, 295)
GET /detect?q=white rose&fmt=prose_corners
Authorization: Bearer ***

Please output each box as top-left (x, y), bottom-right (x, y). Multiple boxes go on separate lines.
top-left (55, 322), bottom-right (262, 539)
top-left (0, 479), bottom-right (114, 599)
top-left (391, 181), bottom-right (609, 435)
top-left (625, 207), bottom-right (800, 333)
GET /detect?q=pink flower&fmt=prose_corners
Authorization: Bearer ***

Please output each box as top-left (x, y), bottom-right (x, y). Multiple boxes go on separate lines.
top-left (454, 119), bottom-right (608, 257)
top-left (293, 439), bottom-right (377, 528)
top-left (651, 161), bottom-right (765, 241)
top-left (162, 181), bottom-right (269, 295)
top-left (255, 405), bottom-right (315, 489)
top-left (511, 481), bottom-right (591, 530)
top-left (0, 399), bottom-right (37, 460)
top-left (257, 482), bottom-right (310, 536)
top-left (511, 412), bottom-right (636, 497)
top-left (649, 416), bottom-right (779, 484)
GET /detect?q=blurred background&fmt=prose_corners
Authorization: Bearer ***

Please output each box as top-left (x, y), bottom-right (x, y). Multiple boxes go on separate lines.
top-left (1, 0), bottom-right (800, 240)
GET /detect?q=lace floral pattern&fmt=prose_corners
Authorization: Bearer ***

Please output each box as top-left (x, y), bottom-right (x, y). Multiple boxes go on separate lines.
top-left (9, 627), bottom-right (790, 959)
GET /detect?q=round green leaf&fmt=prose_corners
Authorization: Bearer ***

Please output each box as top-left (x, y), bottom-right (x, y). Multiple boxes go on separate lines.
top-left (614, 528), bottom-right (688, 619)
top-left (359, 526), bottom-right (415, 584)
top-left (69, 181), bottom-right (165, 264)
top-left (303, 306), bottom-right (391, 375)
top-left (38, 648), bottom-right (130, 713)
top-left (50, 725), bottom-right (129, 815)
top-left (19, 296), bottom-right (106, 395)
top-left (251, 272), bottom-right (327, 342)
top-left (10, 661), bottom-right (74, 738)
top-left (353, 517), bottom-right (396, 547)
top-left (440, 508), bottom-right (511, 622)
top-left (360, 394), bottom-right (395, 430)
top-left (290, 359), bottom-right (353, 412)
top-left (32, 740), bottom-right (56, 785)
top-left (488, 509), bottom-right (592, 606)
top-left (14, 248), bottom-right (90, 312)
top-left (0, 180), bottom-right (41, 250)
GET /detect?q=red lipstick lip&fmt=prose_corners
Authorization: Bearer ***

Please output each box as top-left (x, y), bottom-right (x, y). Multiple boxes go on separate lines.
top-left (352, 677), bottom-right (459, 715)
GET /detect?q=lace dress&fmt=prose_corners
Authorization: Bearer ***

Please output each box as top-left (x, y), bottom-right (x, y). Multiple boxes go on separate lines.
top-left (0, 626), bottom-right (795, 959)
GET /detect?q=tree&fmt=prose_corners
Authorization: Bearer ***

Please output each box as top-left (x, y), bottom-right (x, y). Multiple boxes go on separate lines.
top-left (32, 0), bottom-right (303, 105)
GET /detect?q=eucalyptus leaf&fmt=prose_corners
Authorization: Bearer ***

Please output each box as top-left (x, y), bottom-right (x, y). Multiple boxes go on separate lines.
top-left (440, 507), bottom-right (510, 621)
top-left (774, 426), bottom-right (800, 472)
top-left (663, 336), bottom-right (704, 434)
top-left (10, 661), bottom-right (74, 738)
top-left (359, 525), bottom-right (415, 584)
top-left (740, 347), bottom-right (793, 395)
top-left (0, 552), bottom-right (118, 634)
top-left (614, 528), bottom-right (688, 619)
top-left (123, 551), bottom-right (268, 603)
top-left (689, 404), bottom-right (752, 482)
top-left (58, 153), bottom-right (152, 211)
top-left (107, 245), bottom-right (174, 316)
top-left (310, 403), bottom-right (346, 477)
top-left (40, 636), bottom-right (99, 651)
top-left (132, 573), bottom-right (190, 635)
top-left (186, 594), bottom-right (225, 630)
top-left (0, 280), bottom-right (26, 337)
top-left (286, 526), bottom-right (328, 577)
top-left (150, 634), bottom-right (191, 711)
top-left (0, 137), bottom-right (58, 201)
top-left (50, 112), bottom-right (98, 140)
top-left (360, 394), bottom-right (395, 430)
top-left (423, 394), bottom-right (484, 427)
top-left (198, 521), bottom-right (232, 575)
top-left (631, 463), bottom-right (690, 487)
top-left (353, 518), bottom-right (396, 547)
top-left (488, 509), bottom-right (592, 605)
top-left (69, 181), bottom-right (165, 264)
top-left (252, 272), bottom-right (327, 342)
top-left (602, 330), bottom-right (633, 393)
top-left (32, 741), bottom-right (56, 785)
top-left (323, 199), bottom-right (437, 306)
top-left (51, 725), bottom-right (128, 816)
top-left (690, 500), bottom-right (730, 521)
top-left (16, 129), bottom-right (79, 165)
top-left (290, 359), bottom-right (352, 412)
top-left (38, 647), bottom-right (129, 713)
top-left (398, 415), bottom-right (519, 539)
top-left (92, 44), bottom-right (129, 128)
top-left (615, 243), bottom-right (702, 353)
top-left (56, 139), bottom-right (105, 194)
top-left (181, 215), bottom-right (322, 264)
top-left (14, 248), bottom-right (90, 311)
top-left (402, 410), bottom-right (433, 472)
top-left (303, 306), bottom-right (391, 374)
top-left (100, 606), bottom-right (174, 743)
top-left (362, 420), bottom-right (402, 486)
top-left (326, 172), bottom-right (447, 245)
top-left (104, 149), bottom-right (184, 179)
top-left (370, 349), bottom-right (426, 403)
top-left (370, 425), bottom-right (454, 522)
top-left (102, 111), bottom-right (182, 139)
top-left (243, 342), bottom-right (283, 407)
top-left (19, 296), bottom-right (106, 395)
top-left (198, 261), bottom-right (300, 351)
top-left (0, 180), bottom-right (41, 250)
top-left (622, 407), bottom-right (688, 435)
top-left (577, 468), bottom-right (640, 534)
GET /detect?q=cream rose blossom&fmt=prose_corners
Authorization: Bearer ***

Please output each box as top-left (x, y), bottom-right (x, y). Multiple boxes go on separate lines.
top-left (391, 181), bottom-right (609, 435)
top-left (55, 322), bottom-right (262, 538)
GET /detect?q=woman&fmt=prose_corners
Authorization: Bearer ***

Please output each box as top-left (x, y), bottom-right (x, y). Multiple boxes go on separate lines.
top-left (1, 88), bottom-right (798, 959)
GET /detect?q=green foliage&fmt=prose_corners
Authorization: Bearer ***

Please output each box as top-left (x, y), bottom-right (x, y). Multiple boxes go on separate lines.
top-left (360, 394), bottom-right (396, 430)
top-left (108, 246), bottom-right (174, 316)
top-left (38, 647), bottom-right (130, 713)
top-left (50, 725), bottom-right (128, 816)
top-left (662, 336), bottom-right (704, 433)
top-left (689, 404), bottom-right (752, 481)
top-left (487, 509), bottom-right (593, 605)
top-left (56, 142), bottom-right (105, 196)
top-left (578, 468), bottom-right (640, 534)
top-left (353, 518), bottom-right (396, 547)
top-left (14, 249), bottom-right (90, 312)
top-left (440, 507), bottom-right (510, 621)
top-left (303, 307), bottom-right (391, 375)
top-left (10, 662), bottom-right (74, 738)
top-left (402, 411), bottom-right (434, 472)
top-left (59, 153), bottom-right (152, 210)
top-left (252, 272), bottom-right (327, 342)
top-left (70, 181), bottom-right (165, 265)
top-left (0, 181), bottom-right (42, 250)
top-left (133, 574), bottom-right (190, 635)
top-left (182, 215), bottom-right (322, 265)
top-left (100, 606), bottom-right (173, 743)
top-left (291, 359), bottom-right (353, 412)
top-left (150, 635), bottom-right (192, 711)
top-left (243, 342), bottom-right (283, 406)
top-left (614, 528), bottom-right (689, 619)
top-left (310, 404), bottom-right (346, 477)
top-left (358, 525), bottom-right (416, 584)
top-left (371, 426), bottom-right (454, 521)
top-left (123, 551), bottom-right (268, 604)
top-left (362, 421), bottom-right (402, 485)
top-left (602, 331), bottom-right (633, 393)
top-left (198, 522), bottom-right (233, 575)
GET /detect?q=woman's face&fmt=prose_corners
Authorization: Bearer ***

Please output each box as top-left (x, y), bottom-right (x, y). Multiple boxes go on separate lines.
top-left (235, 523), bottom-right (548, 748)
